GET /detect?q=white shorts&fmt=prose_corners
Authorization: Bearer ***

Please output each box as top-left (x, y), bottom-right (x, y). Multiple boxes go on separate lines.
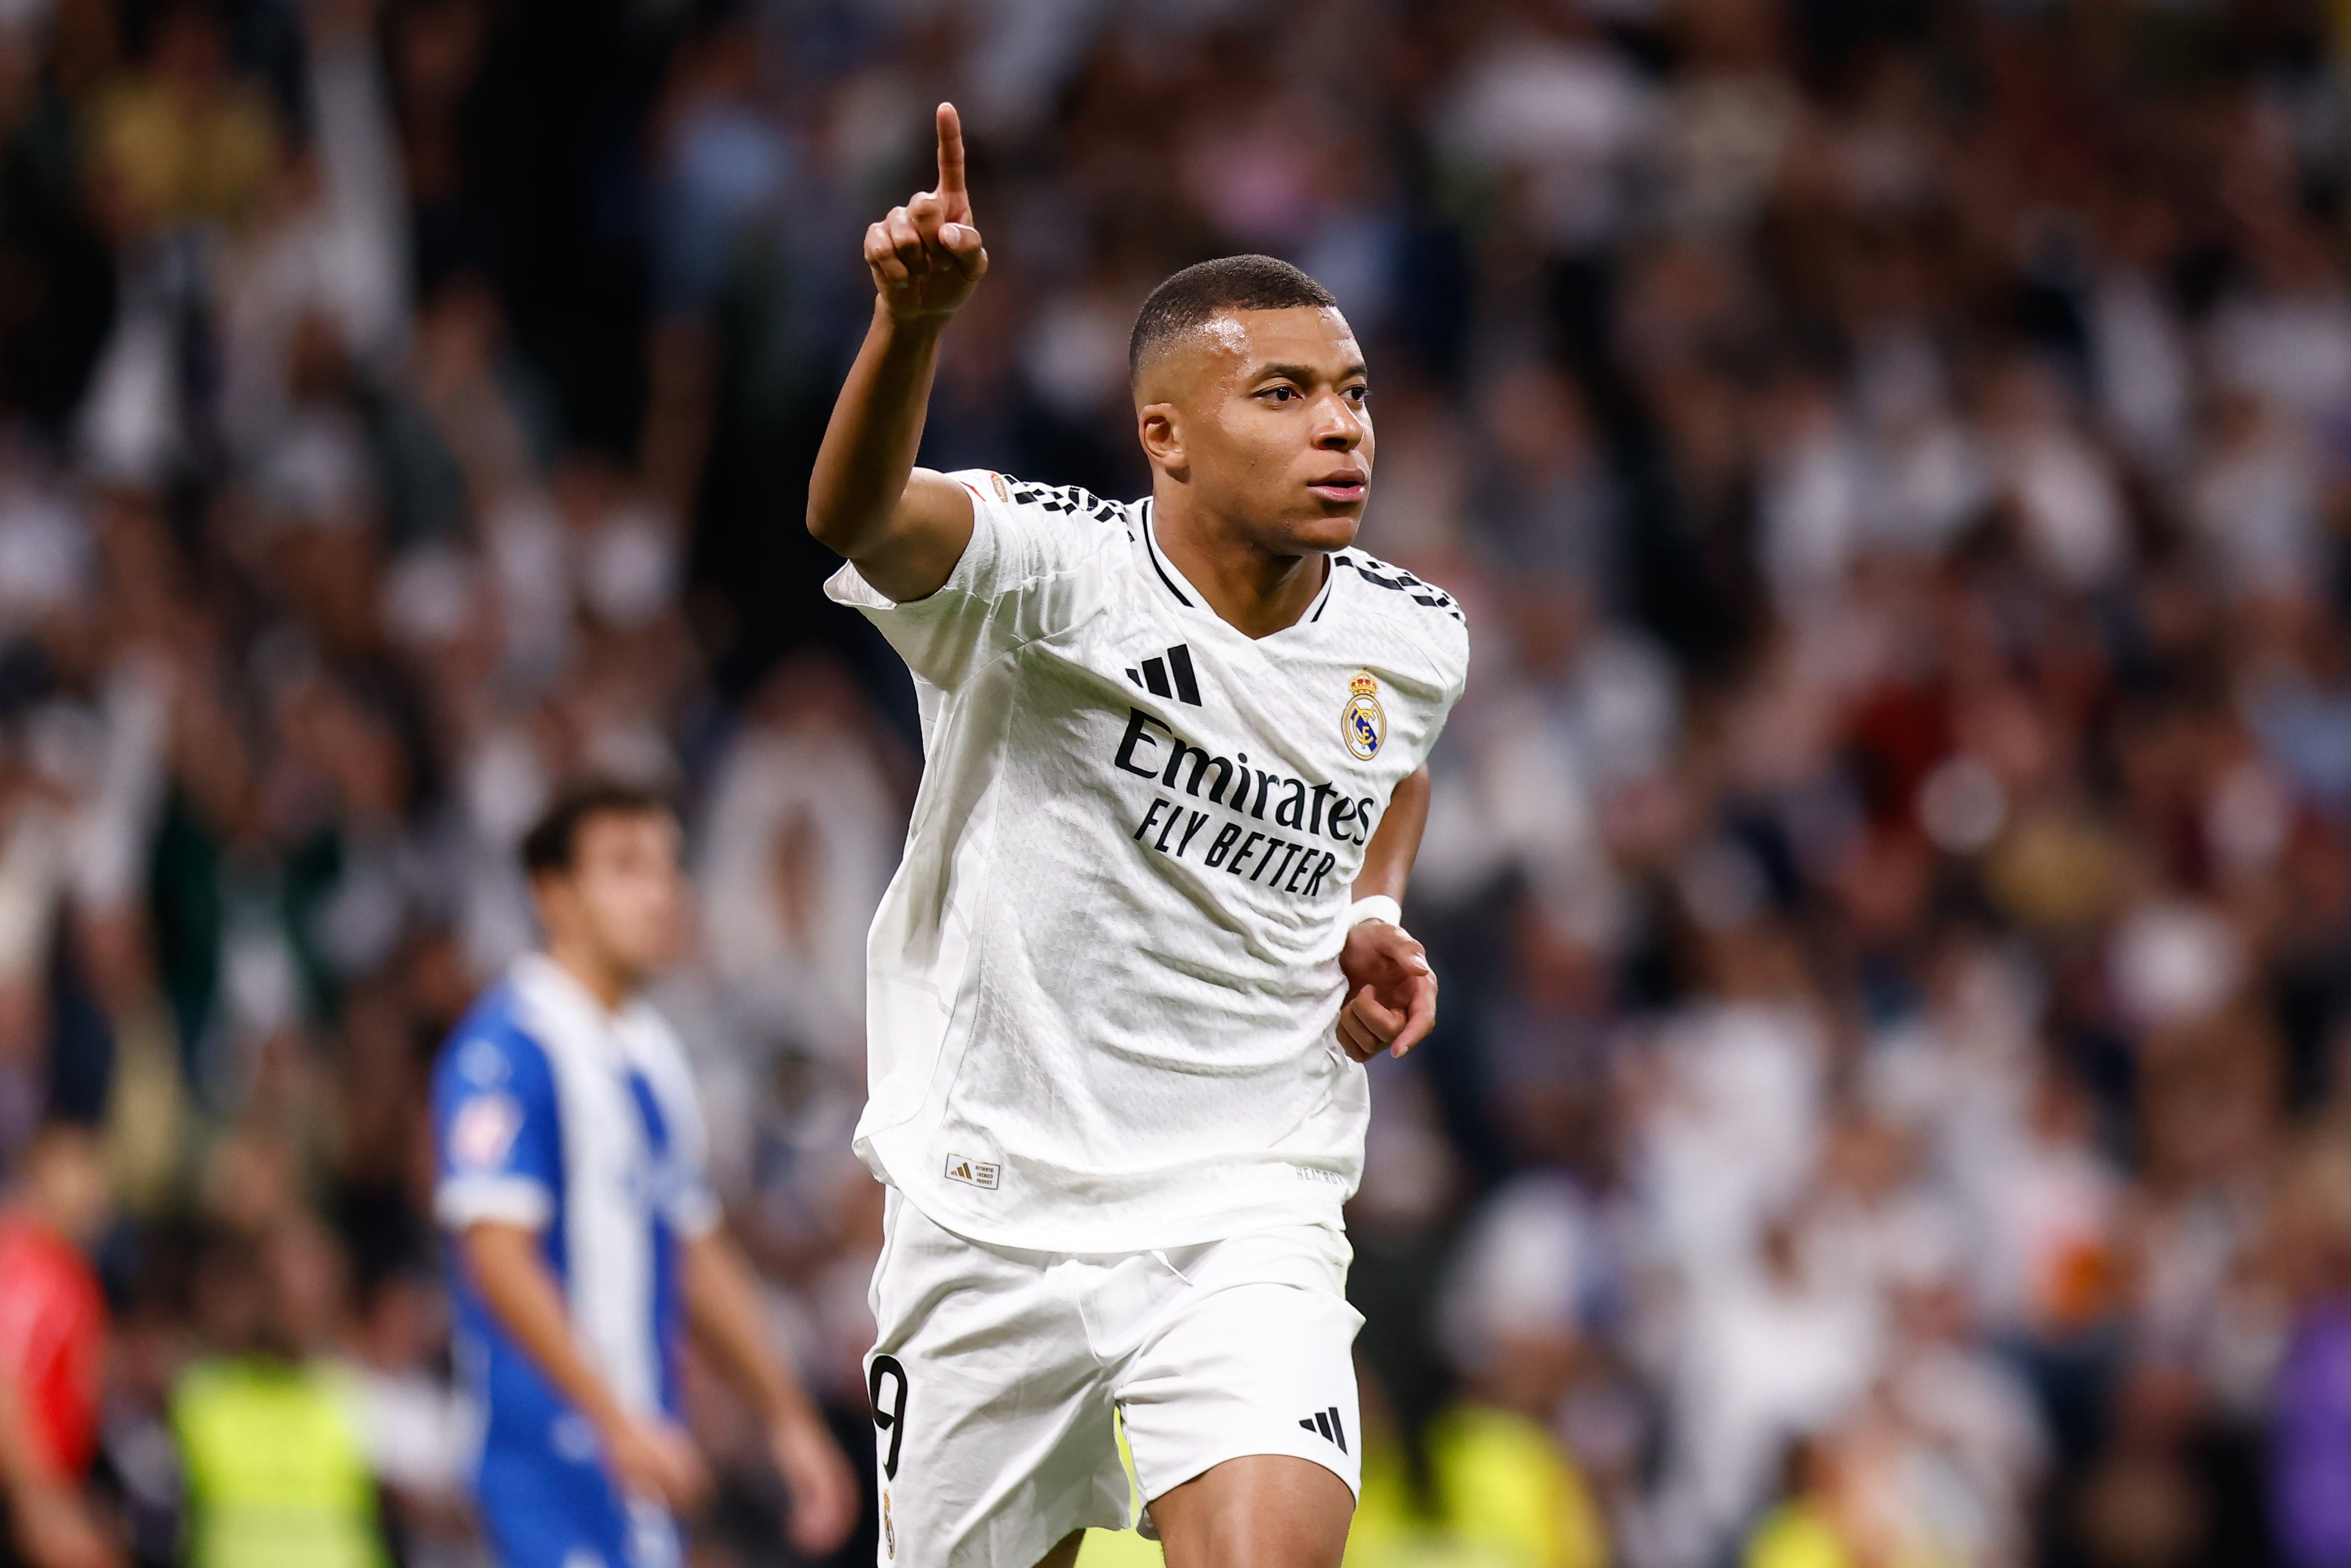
top-left (863, 1190), bottom-right (1364, 1568)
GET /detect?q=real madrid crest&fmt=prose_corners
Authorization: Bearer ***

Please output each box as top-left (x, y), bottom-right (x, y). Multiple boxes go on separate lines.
top-left (1343, 670), bottom-right (1385, 760)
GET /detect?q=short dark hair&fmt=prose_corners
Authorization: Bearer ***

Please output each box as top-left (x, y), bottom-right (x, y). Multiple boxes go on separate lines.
top-left (1128, 255), bottom-right (1340, 385)
top-left (520, 779), bottom-right (675, 876)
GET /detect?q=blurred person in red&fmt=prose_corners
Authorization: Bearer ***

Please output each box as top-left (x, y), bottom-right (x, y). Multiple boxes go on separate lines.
top-left (0, 1122), bottom-right (117, 1568)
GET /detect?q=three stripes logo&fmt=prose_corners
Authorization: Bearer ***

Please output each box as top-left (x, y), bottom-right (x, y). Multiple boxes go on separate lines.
top-left (1298, 1406), bottom-right (1348, 1453)
top-left (1126, 644), bottom-right (1202, 706)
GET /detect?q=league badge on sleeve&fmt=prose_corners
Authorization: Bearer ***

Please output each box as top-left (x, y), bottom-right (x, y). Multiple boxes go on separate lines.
top-left (1343, 670), bottom-right (1384, 760)
top-left (451, 1092), bottom-right (523, 1171)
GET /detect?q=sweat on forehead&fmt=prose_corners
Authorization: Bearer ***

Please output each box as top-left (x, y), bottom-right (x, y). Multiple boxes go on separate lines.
top-left (1127, 253), bottom-right (1341, 387)
top-left (1200, 316), bottom-right (1251, 356)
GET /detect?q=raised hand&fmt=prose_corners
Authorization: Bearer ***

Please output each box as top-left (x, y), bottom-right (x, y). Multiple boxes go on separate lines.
top-left (865, 102), bottom-right (989, 321)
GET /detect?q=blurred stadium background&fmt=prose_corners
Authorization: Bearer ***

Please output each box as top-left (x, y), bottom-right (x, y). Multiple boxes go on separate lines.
top-left (4, 0), bottom-right (2351, 1565)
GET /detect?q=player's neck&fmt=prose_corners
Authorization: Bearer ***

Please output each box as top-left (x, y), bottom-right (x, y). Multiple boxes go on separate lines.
top-left (543, 941), bottom-right (636, 1014)
top-left (1150, 487), bottom-right (1326, 640)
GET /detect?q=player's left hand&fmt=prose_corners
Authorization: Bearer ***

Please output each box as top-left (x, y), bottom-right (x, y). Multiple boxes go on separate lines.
top-left (770, 1408), bottom-right (860, 1557)
top-left (1336, 918), bottom-right (1437, 1062)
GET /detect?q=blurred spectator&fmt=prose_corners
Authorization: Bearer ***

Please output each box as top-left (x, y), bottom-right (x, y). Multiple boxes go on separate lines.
top-left (1345, 1173), bottom-right (1614, 1568)
top-left (170, 1219), bottom-right (387, 1568)
top-left (2270, 1139), bottom-right (2351, 1568)
top-left (346, 1265), bottom-right (477, 1568)
top-left (0, 1123), bottom-right (113, 1568)
top-left (85, 2), bottom-right (280, 240)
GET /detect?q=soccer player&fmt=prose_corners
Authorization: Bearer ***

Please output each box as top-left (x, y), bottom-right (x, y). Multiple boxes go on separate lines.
top-left (430, 783), bottom-right (859, 1568)
top-left (808, 105), bottom-right (1466, 1568)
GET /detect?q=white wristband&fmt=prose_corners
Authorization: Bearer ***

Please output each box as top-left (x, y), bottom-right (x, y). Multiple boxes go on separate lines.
top-left (1347, 895), bottom-right (1404, 933)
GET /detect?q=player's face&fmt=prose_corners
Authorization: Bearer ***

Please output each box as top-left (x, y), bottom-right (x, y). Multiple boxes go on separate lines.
top-left (540, 809), bottom-right (687, 987)
top-left (1146, 306), bottom-right (1373, 555)
top-left (22, 1126), bottom-right (110, 1245)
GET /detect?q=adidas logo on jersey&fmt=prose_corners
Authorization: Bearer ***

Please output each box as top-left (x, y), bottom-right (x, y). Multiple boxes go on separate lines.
top-left (944, 1154), bottom-right (1001, 1190)
top-left (1299, 1406), bottom-right (1349, 1453)
top-left (1124, 644), bottom-right (1202, 705)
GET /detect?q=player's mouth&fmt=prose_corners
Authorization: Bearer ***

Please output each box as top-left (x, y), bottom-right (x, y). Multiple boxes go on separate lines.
top-left (1307, 469), bottom-right (1367, 504)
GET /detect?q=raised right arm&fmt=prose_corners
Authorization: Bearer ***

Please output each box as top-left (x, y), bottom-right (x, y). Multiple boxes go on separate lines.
top-left (806, 103), bottom-right (988, 604)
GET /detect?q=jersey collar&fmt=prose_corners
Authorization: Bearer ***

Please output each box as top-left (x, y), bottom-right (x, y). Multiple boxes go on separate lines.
top-left (1138, 500), bottom-right (1337, 635)
top-left (512, 952), bottom-right (655, 1065)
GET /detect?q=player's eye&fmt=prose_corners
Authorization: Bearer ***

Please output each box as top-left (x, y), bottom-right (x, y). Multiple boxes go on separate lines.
top-left (1345, 385), bottom-right (1370, 404)
top-left (1258, 385), bottom-right (1299, 404)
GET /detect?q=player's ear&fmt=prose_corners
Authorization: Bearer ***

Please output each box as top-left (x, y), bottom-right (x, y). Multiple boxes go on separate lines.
top-left (526, 870), bottom-right (574, 938)
top-left (1137, 401), bottom-right (1188, 479)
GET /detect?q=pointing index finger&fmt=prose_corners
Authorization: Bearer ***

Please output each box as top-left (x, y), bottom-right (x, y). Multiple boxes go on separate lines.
top-left (934, 102), bottom-right (969, 215)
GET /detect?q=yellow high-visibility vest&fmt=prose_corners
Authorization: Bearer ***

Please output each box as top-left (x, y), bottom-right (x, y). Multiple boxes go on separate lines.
top-left (1348, 1405), bottom-right (1608, 1568)
top-left (1077, 1403), bottom-right (1609, 1568)
top-left (171, 1357), bottom-right (388, 1568)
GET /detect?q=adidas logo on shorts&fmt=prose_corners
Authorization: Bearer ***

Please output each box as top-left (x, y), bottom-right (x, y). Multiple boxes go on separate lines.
top-left (1298, 1406), bottom-right (1348, 1453)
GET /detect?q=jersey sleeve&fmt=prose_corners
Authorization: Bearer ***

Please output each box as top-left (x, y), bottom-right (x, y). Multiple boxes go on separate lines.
top-left (1343, 552), bottom-right (1473, 772)
top-left (432, 1028), bottom-right (561, 1232)
top-left (823, 470), bottom-right (1120, 690)
top-left (1426, 611), bottom-right (1471, 766)
top-left (1438, 601), bottom-right (1472, 713)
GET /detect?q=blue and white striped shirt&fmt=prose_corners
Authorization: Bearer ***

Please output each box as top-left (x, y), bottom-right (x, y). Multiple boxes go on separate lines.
top-left (432, 954), bottom-right (718, 1489)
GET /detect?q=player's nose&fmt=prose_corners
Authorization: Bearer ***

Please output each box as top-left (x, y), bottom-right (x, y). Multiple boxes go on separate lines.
top-left (1312, 392), bottom-right (1365, 448)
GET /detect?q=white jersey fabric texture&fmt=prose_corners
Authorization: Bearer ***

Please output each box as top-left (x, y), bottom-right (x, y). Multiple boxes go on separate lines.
top-left (827, 471), bottom-right (1470, 1252)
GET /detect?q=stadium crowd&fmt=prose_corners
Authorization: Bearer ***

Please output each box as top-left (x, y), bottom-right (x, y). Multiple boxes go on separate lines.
top-left (0, 0), bottom-right (2348, 1565)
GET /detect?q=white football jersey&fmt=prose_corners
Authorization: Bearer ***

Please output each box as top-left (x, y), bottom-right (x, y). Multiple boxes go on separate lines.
top-left (828, 471), bottom-right (1470, 1251)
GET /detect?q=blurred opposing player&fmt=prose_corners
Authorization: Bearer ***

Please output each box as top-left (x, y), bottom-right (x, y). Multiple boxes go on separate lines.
top-left (430, 782), bottom-right (858, 1568)
top-left (808, 105), bottom-right (1467, 1567)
